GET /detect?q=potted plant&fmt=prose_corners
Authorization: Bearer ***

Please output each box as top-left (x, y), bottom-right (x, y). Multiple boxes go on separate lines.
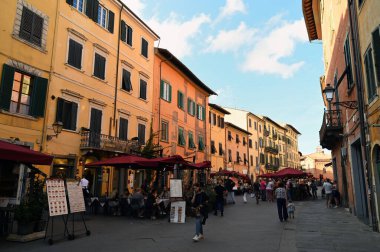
top-left (14, 175), bottom-right (47, 235)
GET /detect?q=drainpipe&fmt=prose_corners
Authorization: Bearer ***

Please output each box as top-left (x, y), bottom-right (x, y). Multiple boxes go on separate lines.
top-left (41, 0), bottom-right (60, 152)
top-left (113, 2), bottom-right (123, 130)
top-left (348, 0), bottom-right (377, 231)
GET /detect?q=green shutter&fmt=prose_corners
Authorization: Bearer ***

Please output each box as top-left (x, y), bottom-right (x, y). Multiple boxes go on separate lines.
top-left (192, 102), bottom-right (196, 116)
top-left (168, 84), bottom-right (172, 102)
top-left (0, 64), bottom-right (15, 111)
top-left (196, 105), bottom-right (200, 119)
top-left (177, 91), bottom-right (180, 108)
top-left (30, 76), bottom-right (48, 117)
top-left (202, 106), bottom-right (205, 121)
top-left (160, 80), bottom-right (164, 99)
top-left (108, 10), bottom-right (114, 33)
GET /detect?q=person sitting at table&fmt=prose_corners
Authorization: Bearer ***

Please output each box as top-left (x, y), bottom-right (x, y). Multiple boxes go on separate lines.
top-left (145, 189), bottom-right (160, 220)
top-left (131, 188), bottom-right (145, 218)
top-left (120, 189), bottom-right (131, 216)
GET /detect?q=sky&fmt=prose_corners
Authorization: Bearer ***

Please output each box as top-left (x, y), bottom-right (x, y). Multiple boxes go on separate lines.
top-left (123, 0), bottom-right (325, 155)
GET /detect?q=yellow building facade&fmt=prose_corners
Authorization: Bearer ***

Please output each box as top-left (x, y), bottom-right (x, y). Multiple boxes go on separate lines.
top-left (284, 124), bottom-right (301, 169)
top-left (208, 103), bottom-right (229, 173)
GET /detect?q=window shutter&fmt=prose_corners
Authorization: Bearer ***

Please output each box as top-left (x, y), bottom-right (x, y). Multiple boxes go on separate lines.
top-left (120, 20), bottom-right (126, 42)
top-left (0, 64), bottom-right (15, 111)
top-left (192, 101), bottom-right (196, 116)
top-left (74, 41), bottom-right (83, 69)
top-left (160, 81), bottom-right (164, 99)
top-left (221, 118), bottom-right (224, 128)
top-left (141, 38), bottom-right (148, 57)
top-left (19, 8), bottom-right (33, 41)
top-left (92, 0), bottom-right (99, 22)
top-left (70, 102), bottom-right (78, 131)
top-left (177, 91), bottom-right (181, 108)
top-left (127, 26), bottom-right (133, 46)
top-left (140, 79), bottom-right (147, 100)
top-left (99, 55), bottom-right (106, 79)
top-left (30, 76), bottom-right (48, 117)
top-left (202, 106), bottom-right (205, 121)
top-left (31, 14), bottom-right (43, 46)
top-left (108, 11), bottom-right (114, 33)
top-left (119, 118), bottom-right (128, 140)
top-left (55, 98), bottom-right (64, 123)
top-left (122, 69), bottom-right (132, 91)
top-left (68, 39), bottom-right (75, 67)
top-left (372, 29), bottom-right (380, 86)
top-left (66, 0), bottom-right (74, 6)
top-left (168, 84), bottom-right (172, 102)
top-left (86, 0), bottom-right (94, 19)
top-left (187, 98), bottom-right (191, 113)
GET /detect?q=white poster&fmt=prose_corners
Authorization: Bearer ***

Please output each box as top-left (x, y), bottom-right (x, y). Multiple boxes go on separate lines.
top-left (66, 180), bottom-right (86, 213)
top-left (170, 179), bottom-right (182, 198)
top-left (46, 179), bottom-right (68, 216)
top-left (170, 201), bottom-right (186, 223)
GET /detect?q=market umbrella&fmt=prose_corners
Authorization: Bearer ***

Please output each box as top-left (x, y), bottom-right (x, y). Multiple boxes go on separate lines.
top-left (186, 161), bottom-right (211, 170)
top-left (258, 173), bottom-right (277, 178)
top-left (274, 168), bottom-right (307, 178)
top-left (0, 140), bottom-right (53, 165)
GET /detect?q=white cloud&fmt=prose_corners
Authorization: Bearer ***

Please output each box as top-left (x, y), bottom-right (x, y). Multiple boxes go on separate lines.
top-left (121, 0), bottom-right (145, 17)
top-left (147, 13), bottom-right (211, 58)
top-left (219, 0), bottom-right (247, 19)
top-left (209, 86), bottom-right (236, 107)
top-left (241, 19), bottom-right (308, 78)
top-left (204, 22), bottom-right (257, 53)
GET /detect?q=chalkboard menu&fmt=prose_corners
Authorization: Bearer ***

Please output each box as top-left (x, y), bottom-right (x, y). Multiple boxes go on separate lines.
top-left (46, 179), bottom-right (68, 216)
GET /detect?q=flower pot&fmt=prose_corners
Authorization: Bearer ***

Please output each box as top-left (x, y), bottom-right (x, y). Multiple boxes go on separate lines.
top-left (17, 221), bottom-right (36, 235)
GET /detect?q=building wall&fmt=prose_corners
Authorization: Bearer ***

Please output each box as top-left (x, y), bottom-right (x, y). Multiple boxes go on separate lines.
top-left (247, 114), bottom-right (264, 178)
top-left (285, 126), bottom-right (301, 169)
top-left (0, 0), bottom-right (58, 157)
top-left (153, 53), bottom-right (209, 163)
top-left (209, 108), bottom-right (227, 172)
top-left (225, 124), bottom-right (249, 174)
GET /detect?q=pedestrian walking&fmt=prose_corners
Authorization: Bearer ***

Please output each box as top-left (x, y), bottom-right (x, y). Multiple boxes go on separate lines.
top-left (311, 180), bottom-right (318, 199)
top-left (260, 179), bottom-right (267, 201)
top-left (225, 176), bottom-right (236, 204)
top-left (192, 184), bottom-right (209, 242)
top-left (214, 180), bottom-right (226, 216)
top-left (287, 200), bottom-right (295, 219)
top-left (323, 179), bottom-right (333, 208)
top-left (275, 182), bottom-right (288, 222)
top-left (253, 179), bottom-right (260, 204)
top-left (266, 178), bottom-right (274, 202)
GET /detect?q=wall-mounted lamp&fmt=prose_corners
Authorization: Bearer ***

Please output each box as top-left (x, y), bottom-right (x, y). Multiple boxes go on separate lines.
top-left (47, 121), bottom-right (63, 141)
top-left (323, 84), bottom-right (358, 109)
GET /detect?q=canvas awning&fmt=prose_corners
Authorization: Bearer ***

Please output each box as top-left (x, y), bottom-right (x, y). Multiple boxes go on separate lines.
top-left (0, 140), bottom-right (53, 165)
top-left (85, 155), bottom-right (158, 168)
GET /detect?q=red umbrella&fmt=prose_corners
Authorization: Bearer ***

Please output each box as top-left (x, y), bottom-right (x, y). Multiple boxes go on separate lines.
top-left (187, 161), bottom-right (211, 170)
top-left (258, 173), bottom-right (277, 178)
top-left (274, 168), bottom-right (307, 178)
top-left (0, 140), bottom-right (53, 165)
top-left (210, 170), bottom-right (235, 177)
top-left (85, 155), bottom-right (157, 168)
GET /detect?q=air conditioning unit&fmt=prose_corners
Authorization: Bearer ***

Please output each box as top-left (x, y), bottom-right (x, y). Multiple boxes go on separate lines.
top-left (341, 147), bottom-right (347, 159)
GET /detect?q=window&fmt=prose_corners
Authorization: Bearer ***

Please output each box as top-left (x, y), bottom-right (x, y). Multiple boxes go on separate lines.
top-left (0, 65), bottom-right (47, 117)
top-left (260, 153), bottom-right (265, 164)
top-left (236, 152), bottom-right (240, 163)
top-left (160, 120), bottom-right (168, 142)
top-left (249, 119), bottom-right (252, 127)
top-left (364, 47), bottom-right (377, 102)
top-left (160, 81), bottom-right (171, 102)
top-left (56, 98), bottom-right (78, 131)
top-left (250, 155), bottom-right (254, 166)
top-left (217, 115), bottom-right (221, 127)
top-left (178, 127), bottom-right (185, 146)
top-left (141, 38), bottom-right (148, 58)
top-left (259, 137), bottom-right (263, 147)
top-left (255, 141), bottom-right (258, 150)
top-left (213, 113), bottom-right (216, 125)
top-left (177, 91), bottom-right (184, 109)
top-left (219, 143), bottom-right (223, 156)
top-left (259, 125), bottom-right (261, 132)
top-left (243, 137), bottom-right (246, 146)
top-left (139, 79), bottom-right (147, 100)
top-left (358, 0), bottom-right (364, 8)
top-left (236, 134), bottom-right (240, 144)
top-left (221, 117), bottom-right (224, 128)
top-left (244, 154), bottom-right (247, 165)
top-left (198, 135), bottom-right (204, 151)
top-left (256, 157), bottom-right (258, 166)
top-left (68, 39), bottom-right (83, 69)
top-left (372, 27), bottom-right (380, 86)
top-left (138, 123), bottom-right (146, 145)
top-left (119, 117), bottom-right (128, 141)
top-left (196, 105), bottom-right (205, 121)
top-left (249, 139), bottom-right (253, 148)
top-left (72, 0), bottom-right (85, 13)
top-left (187, 98), bottom-right (196, 116)
top-left (344, 36), bottom-right (354, 89)
top-left (19, 7), bottom-right (43, 47)
top-left (210, 140), bottom-right (216, 154)
top-left (228, 149), bottom-right (232, 162)
top-left (209, 111), bottom-right (211, 124)
top-left (93, 53), bottom-right (106, 80)
top-left (97, 5), bottom-right (108, 29)
top-left (121, 69), bottom-right (132, 92)
top-left (188, 131), bottom-right (196, 149)
top-left (228, 131), bottom-right (232, 141)
top-left (121, 21), bottom-right (133, 46)
top-left (254, 121), bottom-right (257, 130)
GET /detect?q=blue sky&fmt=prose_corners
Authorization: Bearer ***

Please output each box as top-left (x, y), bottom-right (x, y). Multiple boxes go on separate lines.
top-left (123, 0), bottom-right (325, 155)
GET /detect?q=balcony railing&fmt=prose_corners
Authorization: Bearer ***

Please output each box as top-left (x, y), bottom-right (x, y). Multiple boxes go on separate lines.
top-left (319, 110), bottom-right (343, 150)
top-left (265, 163), bottom-right (279, 171)
top-left (264, 146), bottom-right (279, 154)
top-left (264, 130), bottom-right (270, 137)
top-left (273, 134), bottom-right (278, 140)
top-left (80, 132), bottom-right (140, 153)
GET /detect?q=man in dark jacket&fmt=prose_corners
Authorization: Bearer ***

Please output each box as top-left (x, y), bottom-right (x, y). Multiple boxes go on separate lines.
top-left (225, 176), bottom-right (236, 204)
top-left (214, 180), bottom-right (226, 216)
top-left (192, 184), bottom-right (209, 242)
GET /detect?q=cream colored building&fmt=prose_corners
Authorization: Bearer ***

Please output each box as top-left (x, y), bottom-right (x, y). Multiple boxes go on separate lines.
top-left (301, 147), bottom-right (333, 180)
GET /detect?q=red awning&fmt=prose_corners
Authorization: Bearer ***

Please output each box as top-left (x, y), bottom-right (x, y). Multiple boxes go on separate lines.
top-left (85, 155), bottom-right (158, 168)
top-left (274, 168), bottom-right (307, 178)
top-left (0, 140), bottom-right (53, 165)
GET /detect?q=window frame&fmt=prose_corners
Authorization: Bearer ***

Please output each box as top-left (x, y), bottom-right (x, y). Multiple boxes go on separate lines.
top-left (141, 37), bottom-right (149, 58)
top-left (121, 67), bottom-right (133, 92)
top-left (139, 77), bottom-right (148, 101)
top-left (97, 4), bottom-right (108, 29)
top-left (9, 71), bottom-right (33, 115)
top-left (93, 51), bottom-right (107, 80)
top-left (56, 97), bottom-right (78, 131)
top-left (364, 46), bottom-right (378, 103)
top-left (137, 123), bottom-right (146, 145)
top-left (66, 36), bottom-right (84, 70)
top-left (161, 80), bottom-right (171, 102)
top-left (118, 116), bottom-right (129, 141)
top-left (160, 120), bottom-right (169, 142)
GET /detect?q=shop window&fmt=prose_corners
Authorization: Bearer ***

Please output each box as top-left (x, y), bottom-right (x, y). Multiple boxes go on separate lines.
top-left (52, 157), bottom-right (76, 179)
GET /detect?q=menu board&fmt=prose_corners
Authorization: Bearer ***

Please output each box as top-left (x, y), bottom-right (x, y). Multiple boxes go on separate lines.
top-left (169, 179), bottom-right (182, 198)
top-left (170, 201), bottom-right (186, 223)
top-left (46, 179), bottom-right (68, 216)
top-left (66, 180), bottom-right (86, 213)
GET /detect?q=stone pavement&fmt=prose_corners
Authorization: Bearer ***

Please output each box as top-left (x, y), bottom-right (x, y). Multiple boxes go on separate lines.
top-left (1, 195), bottom-right (380, 252)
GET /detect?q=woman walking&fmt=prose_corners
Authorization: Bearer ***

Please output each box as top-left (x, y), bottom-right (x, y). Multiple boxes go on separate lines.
top-left (275, 182), bottom-right (288, 222)
top-left (192, 184), bottom-right (209, 242)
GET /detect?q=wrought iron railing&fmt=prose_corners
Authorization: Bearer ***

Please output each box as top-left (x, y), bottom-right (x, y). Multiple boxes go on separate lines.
top-left (320, 109), bottom-right (342, 140)
top-left (264, 146), bottom-right (279, 154)
top-left (80, 132), bottom-right (139, 153)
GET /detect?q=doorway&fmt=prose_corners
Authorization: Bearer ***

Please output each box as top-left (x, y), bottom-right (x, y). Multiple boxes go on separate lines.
top-left (373, 145), bottom-right (380, 229)
top-left (351, 140), bottom-right (369, 223)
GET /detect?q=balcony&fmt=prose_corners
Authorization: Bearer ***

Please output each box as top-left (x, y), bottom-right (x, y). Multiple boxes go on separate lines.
top-left (264, 130), bottom-right (270, 137)
top-left (264, 146), bottom-right (279, 154)
top-left (265, 163), bottom-right (279, 171)
top-left (319, 110), bottom-right (343, 150)
top-left (273, 133), bottom-right (278, 140)
top-left (80, 132), bottom-right (140, 153)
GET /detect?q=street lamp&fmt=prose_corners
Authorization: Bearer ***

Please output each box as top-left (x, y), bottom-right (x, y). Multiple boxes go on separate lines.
top-left (47, 121), bottom-right (63, 141)
top-left (323, 84), bottom-right (335, 105)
